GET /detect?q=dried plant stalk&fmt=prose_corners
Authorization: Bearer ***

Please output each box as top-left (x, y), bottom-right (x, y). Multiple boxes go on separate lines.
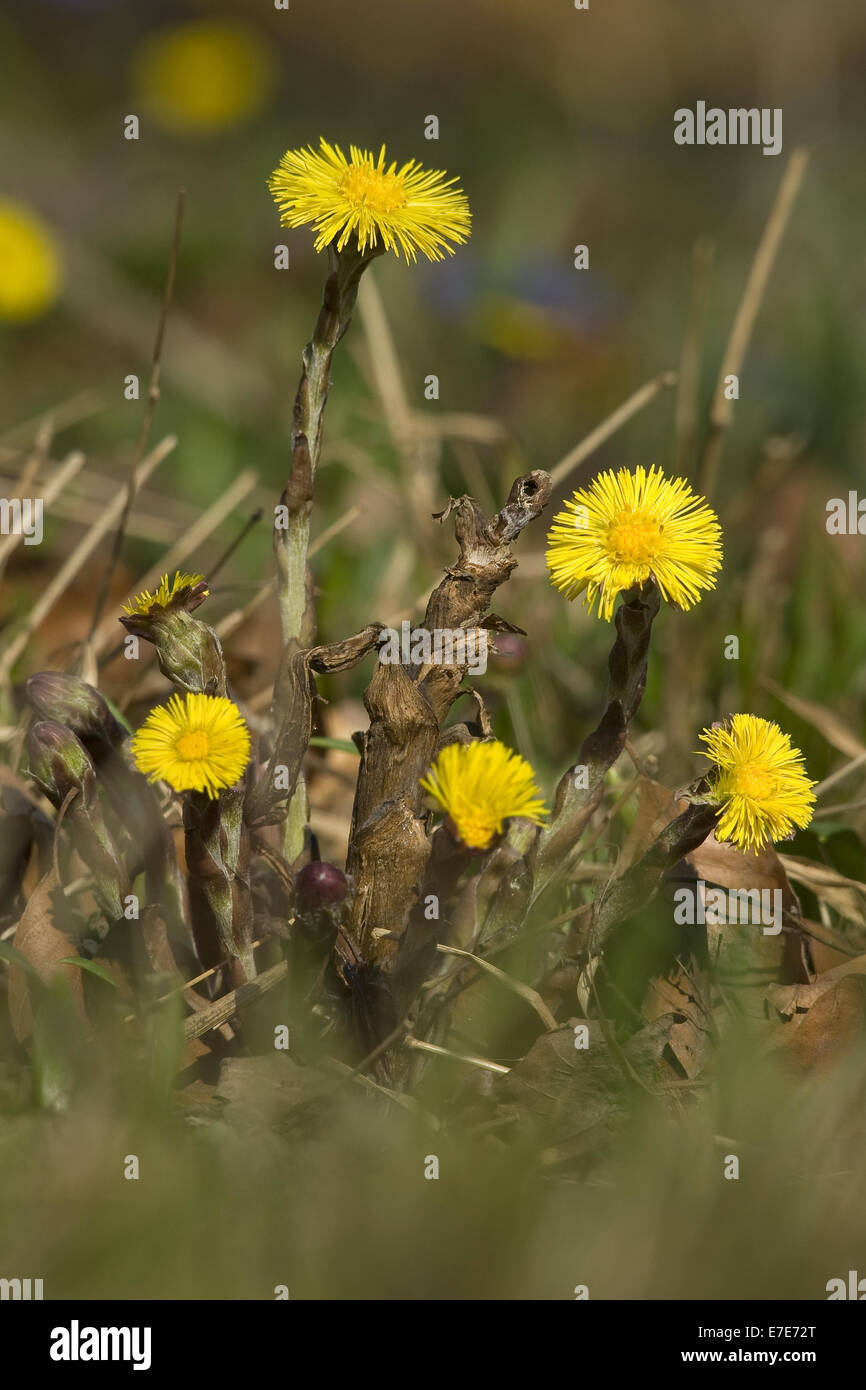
top-left (347, 470), bottom-right (552, 967)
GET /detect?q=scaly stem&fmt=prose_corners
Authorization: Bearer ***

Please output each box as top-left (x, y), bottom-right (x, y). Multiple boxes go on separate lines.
top-left (185, 786), bottom-right (255, 981)
top-left (274, 244), bottom-right (381, 866)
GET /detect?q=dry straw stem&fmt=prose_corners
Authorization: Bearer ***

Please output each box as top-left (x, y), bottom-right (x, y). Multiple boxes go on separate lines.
top-left (62, 238), bottom-right (271, 427)
top-left (0, 449), bottom-right (85, 576)
top-left (699, 147), bottom-right (809, 500)
top-left (357, 274), bottom-right (507, 522)
top-left (13, 413), bottom-right (52, 502)
top-left (674, 237), bottom-right (715, 477)
top-left (90, 467), bottom-right (259, 660)
top-left (356, 271), bottom-right (437, 529)
top-left (0, 465), bottom-right (197, 545)
top-left (403, 1034), bottom-right (511, 1075)
top-left (760, 676), bottom-right (866, 760)
top-left (319, 1057), bottom-right (435, 1124)
top-left (357, 272), bottom-right (415, 469)
top-left (215, 504), bottom-right (362, 646)
top-left (814, 752), bottom-right (866, 800)
top-left (436, 943), bottom-right (558, 1030)
top-left (548, 370), bottom-right (678, 490)
top-left (98, 501), bottom-right (359, 708)
top-left (181, 960), bottom-right (289, 1043)
top-left (86, 190), bottom-right (186, 653)
top-left (0, 435), bottom-right (176, 680)
top-left (0, 388), bottom-right (105, 458)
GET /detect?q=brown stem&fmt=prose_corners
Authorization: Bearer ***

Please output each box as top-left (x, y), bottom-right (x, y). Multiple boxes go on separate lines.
top-left (346, 470), bottom-right (552, 968)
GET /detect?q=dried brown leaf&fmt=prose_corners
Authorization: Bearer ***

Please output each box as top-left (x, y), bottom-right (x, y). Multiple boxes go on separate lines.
top-left (7, 871), bottom-right (85, 1042)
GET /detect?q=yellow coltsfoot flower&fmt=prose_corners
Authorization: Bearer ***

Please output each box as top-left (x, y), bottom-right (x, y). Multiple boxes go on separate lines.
top-left (131, 693), bottom-right (250, 799)
top-left (268, 138), bottom-right (471, 263)
top-left (420, 740), bottom-right (547, 852)
top-left (122, 570), bottom-right (208, 617)
top-left (546, 464), bottom-right (722, 621)
top-left (699, 713), bottom-right (817, 854)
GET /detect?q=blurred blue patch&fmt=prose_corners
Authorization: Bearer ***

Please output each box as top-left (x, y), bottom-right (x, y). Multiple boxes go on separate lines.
top-left (421, 253), bottom-right (619, 359)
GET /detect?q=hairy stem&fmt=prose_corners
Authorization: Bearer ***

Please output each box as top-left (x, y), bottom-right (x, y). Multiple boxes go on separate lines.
top-left (274, 245), bottom-right (381, 865)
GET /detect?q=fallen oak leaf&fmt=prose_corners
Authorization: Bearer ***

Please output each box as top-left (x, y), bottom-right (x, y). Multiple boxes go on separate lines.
top-left (766, 953), bottom-right (866, 1019)
top-left (776, 853), bottom-right (866, 932)
top-left (770, 976), bottom-right (866, 1074)
top-left (490, 1013), bottom-right (679, 1150)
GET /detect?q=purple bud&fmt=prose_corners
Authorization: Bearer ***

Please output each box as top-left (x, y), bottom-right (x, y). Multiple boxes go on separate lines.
top-left (27, 720), bottom-right (96, 804)
top-left (295, 861), bottom-right (348, 911)
top-left (26, 671), bottom-right (125, 746)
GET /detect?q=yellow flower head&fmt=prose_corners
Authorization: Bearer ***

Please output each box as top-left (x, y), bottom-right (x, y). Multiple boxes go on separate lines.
top-left (546, 465), bottom-right (723, 622)
top-left (699, 714), bottom-right (817, 854)
top-left (122, 571), bottom-right (208, 617)
top-left (132, 20), bottom-right (274, 135)
top-left (131, 693), bottom-right (250, 799)
top-left (268, 138), bottom-right (472, 263)
top-left (0, 200), bottom-right (61, 323)
top-left (420, 740), bottom-right (547, 851)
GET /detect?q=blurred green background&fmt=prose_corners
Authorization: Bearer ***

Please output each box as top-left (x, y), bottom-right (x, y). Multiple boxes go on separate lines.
top-left (1, 0), bottom-right (865, 1299)
top-left (1, 0), bottom-right (865, 784)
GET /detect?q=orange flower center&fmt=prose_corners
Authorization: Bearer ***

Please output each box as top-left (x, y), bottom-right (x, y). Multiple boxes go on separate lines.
top-left (449, 811), bottom-right (498, 851)
top-left (606, 508), bottom-right (663, 564)
top-left (176, 730), bottom-right (209, 762)
top-left (733, 763), bottom-right (775, 800)
top-left (340, 163), bottom-right (406, 214)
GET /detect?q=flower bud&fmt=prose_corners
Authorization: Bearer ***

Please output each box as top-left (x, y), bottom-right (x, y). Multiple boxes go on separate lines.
top-left (27, 721), bottom-right (129, 919)
top-left (26, 671), bottom-right (126, 747)
top-left (119, 571), bottom-right (224, 696)
top-left (295, 861), bottom-right (348, 911)
top-left (119, 607), bottom-right (226, 696)
top-left (27, 720), bottom-right (96, 805)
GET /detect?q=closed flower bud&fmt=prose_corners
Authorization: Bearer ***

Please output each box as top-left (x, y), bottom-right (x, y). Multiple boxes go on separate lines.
top-left (119, 571), bottom-right (224, 696)
top-left (27, 721), bottom-right (129, 920)
top-left (119, 607), bottom-right (226, 696)
top-left (27, 720), bottom-right (97, 805)
top-left (295, 860), bottom-right (349, 911)
top-left (26, 671), bottom-right (126, 747)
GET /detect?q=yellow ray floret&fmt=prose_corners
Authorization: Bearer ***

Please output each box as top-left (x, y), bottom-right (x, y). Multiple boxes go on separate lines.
top-left (131, 692), bottom-right (250, 799)
top-left (268, 138), bottom-right (471, 263)
top-left (546, 464), bottom-right (723, 621)
top-left (699, 713), bottom-right (816, 854)
top-left (420, 740), bottom-right (547, 851)
top-left (122, 571), bottom-right (207, 616)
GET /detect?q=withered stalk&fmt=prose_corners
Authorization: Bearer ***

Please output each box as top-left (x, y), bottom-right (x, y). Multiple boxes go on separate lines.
top-left (347, 470), bottom-right (552, 968)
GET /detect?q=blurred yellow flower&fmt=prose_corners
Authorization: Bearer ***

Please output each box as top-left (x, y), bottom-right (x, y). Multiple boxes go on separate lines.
top-left (0, 201), bottom-right (61, 323)
top-left (699, 714), bottom-right (816, 853)
top-left (132, 20), bottom-right (275, 135)
top-left (420, 740), bottom-right (547, 851)
top-left (268, 139), bottom-right (472, 262)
